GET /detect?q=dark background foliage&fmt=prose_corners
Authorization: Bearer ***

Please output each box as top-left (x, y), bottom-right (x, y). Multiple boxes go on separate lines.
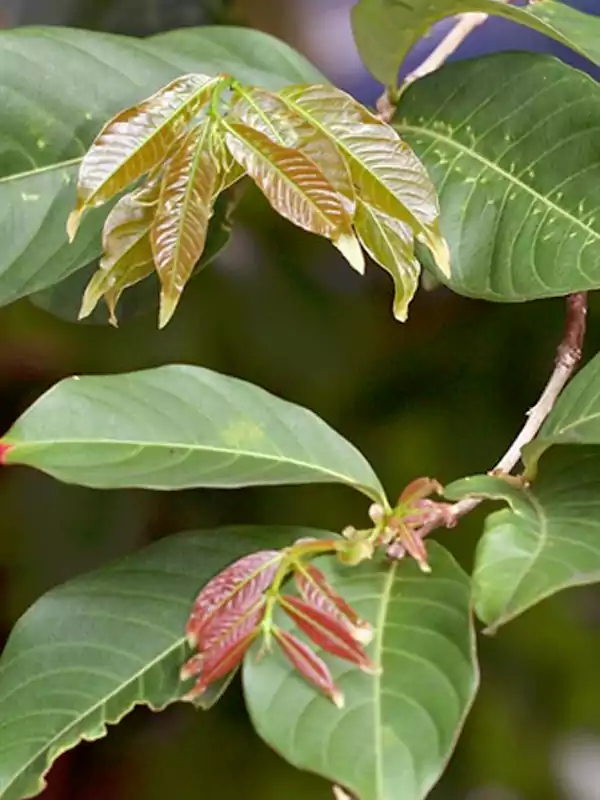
top-left (1, 1), bottom-right (600, 798)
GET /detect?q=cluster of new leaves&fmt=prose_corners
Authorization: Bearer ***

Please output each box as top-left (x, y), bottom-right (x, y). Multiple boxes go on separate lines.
top-left (67, 73), bottom-right (449, 328)
top-left (182, 542), bottom-right (377, 708)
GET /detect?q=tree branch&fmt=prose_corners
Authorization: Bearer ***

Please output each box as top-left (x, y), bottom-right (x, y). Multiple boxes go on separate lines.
top-left (441, 292), bottom-right (588, 525)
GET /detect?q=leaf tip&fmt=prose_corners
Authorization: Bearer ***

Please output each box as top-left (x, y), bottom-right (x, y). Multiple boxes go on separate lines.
top-left (334, 232), bottom-right (365, 275)
top-left (66, 209), bottom-right (82, 243)
top-left (158, 292), bottom-right (179, 329)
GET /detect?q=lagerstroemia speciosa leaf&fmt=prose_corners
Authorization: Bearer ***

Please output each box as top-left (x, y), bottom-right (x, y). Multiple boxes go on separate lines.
top-left (0, 527), bottom-right (319, 800)
top-left (0, 365), bottom-right (386, 504)
top-left (244, 544), bottom-right (478, 800)
top-left (446, 448), bottom-right (600, 631)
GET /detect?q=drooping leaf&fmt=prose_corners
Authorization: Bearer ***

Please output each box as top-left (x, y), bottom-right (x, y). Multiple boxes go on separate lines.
top-left (446, 448), bottom-right (600, 631)
top-left (395, 53), bottom-right (600, 301)
top-left (0, 26), bottom-right (325, 307)
top-left (523, 352), bottom-right (600, 473)
top-left (224, 120), bottom-right (354, 245)
top-left (0, 526), bottom-right (317, 800)
top-left (276, 85), bottom-right (449, 275)
top-left (350, 0), bottom-right (600, 87)
top-left (30, 190), bottom-right (238, 324)
top-left (354, 199), bottom-right (420, 320)
top-left (244, 543), bottom-right (478, 800)
top-left (67, 74), bottom-right (220, 240)
top-left (151, 120), bottom-right (220, 327)
top-left (79, 174), bottom-right (160, 323)
top-left (228, 88), bottom-right (364, 274)
top-left (0, 365), bottom-right (386, 504)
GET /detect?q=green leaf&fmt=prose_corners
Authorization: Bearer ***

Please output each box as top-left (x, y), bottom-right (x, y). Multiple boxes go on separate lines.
top-left (0, 26), bottom-right (324, 307)
top-left (31, 190), bottom-right (238, 325)
top-left (354, 199), bottom-right (420, 321)
top-left (67, 74), bottom-right (220, 240)
top-left (395, 53), bottom-right (600, 301)
top-left (244, 543), bottom-right (478, 800)
top-left (276, 85), bottom-right (449, 276)
top-left (523, 352), bottom-right (600, 473)
top-left (351, 0), bottom-right (600, 87)
top-left (0, 364), bottom-right (386, 503)
top-left (0, 525), bottom-right (315, 800)
top-left (446, 448), bottom-right (600, 630)
top-left (152, 121), bottom-right (219, 328)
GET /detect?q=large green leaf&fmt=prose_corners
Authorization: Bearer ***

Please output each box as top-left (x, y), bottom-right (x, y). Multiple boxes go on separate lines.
top-left (0, 365), bottom-right (385, 503)
top-left (0, 526), bottom-right (314, 800)
top-left (524, 352), bottom-right (600, 473)
top-left (244, 543), bottom-right (478, 800)
top-left (446, 448), bottom-right (600, 630)
top-left (0, 26), bottom-right (324, 307)
top-left (351, 0), bottom-right (600, 86)
top-left (395, 53), bottom-right (600, 301)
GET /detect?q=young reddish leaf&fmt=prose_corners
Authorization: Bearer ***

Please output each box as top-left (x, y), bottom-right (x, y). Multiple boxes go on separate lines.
top-left (197, 596), bottom-right (266, 652)
top-left (398, 477), bottom-right (443, 505)
top-left (272, 626), bottom-right (344, 708)
top-left (275, 84), bottom-right (450, 276)
top-left (68, 73), bottom-right (220, 239)
top-left (223, 120), bottom-right (354, 247)
top-left (0, 443), bottom-right (12, 464)
top-left (79, 177), bottom-right (160, 323)
top-left (294, 565), bottom-right (372, 643)
top-left (186, 550), bottom-right (281, 648)
top-left (387, 524), bottom-right (431, 573)
top-left (280, 595), bottom-right (378, 673)
top-left (182, 626), bottom-right (259, 700)
top-left (151, 120), bottom-right (220, 328)
top-left (354, 199), bottom-right (420, 321)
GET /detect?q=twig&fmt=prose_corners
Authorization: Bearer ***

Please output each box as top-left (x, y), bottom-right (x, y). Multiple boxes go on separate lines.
top-left (441, 292), bottom-right (588, 525)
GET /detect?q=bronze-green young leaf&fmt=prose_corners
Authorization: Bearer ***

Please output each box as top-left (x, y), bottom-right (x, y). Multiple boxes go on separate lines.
top-left (276, 84), bottom-right (449, 276)
top-left (355, 199), bottom-right (420, 321)
top-left (152, 120), bottom-right (219, 328)
top-left (67, 73), bottom-right (221, 240)
top-left (79, 177), bottom-right (160, 324)
top-left (223, 120), bottom-right (355, 249)
top-left (230, 88), bottom-right (356, 215)
top-left (229, 88), bottom-right (364, 273)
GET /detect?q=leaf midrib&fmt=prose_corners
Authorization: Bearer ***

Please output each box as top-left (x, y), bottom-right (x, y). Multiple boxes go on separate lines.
top-left (372, 563), bottom-right (396, 800)
top-left (0, 636), bottom-right (184, 798)
top-left (6, 438), bottom-right (368, 486)
top-left (398, 123), bottom-right (600, 243)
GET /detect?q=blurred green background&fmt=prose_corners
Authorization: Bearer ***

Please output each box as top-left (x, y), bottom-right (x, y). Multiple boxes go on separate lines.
top-left (1, 2), bottom-right (600, 799)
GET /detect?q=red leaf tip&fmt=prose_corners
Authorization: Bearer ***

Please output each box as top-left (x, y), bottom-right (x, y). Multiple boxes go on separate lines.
top-left (0, 443), bottom-right (12, 464)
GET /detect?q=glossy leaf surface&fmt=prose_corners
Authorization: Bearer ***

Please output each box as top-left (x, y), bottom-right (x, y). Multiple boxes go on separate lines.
top-left (244, 544), bottom-right (478, 800)
top-left (351, 0), bottom-right (600, 86)
top-left (31, 190), bottom-right (237, 324)
top-left (0, 25), bottom-right (324, 306)
top-left (0, 365), bottom-right (386, 503)
top-left (0, 526), bottom-right (312, 800)
top-left (151, 121), bottom-right (219, 327)
top-left (224, 121), bottom-right (352, 242)
top-left (447, 448), bottom-right (600, 630)
top-left (355, 199), bottom-right (420, 320)
top-left (396, 53), bottom-right (600, 301)
top-left (67, 74), bottom-right (219, 239)
top-left (278, 85), bottom-right (449, 275)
